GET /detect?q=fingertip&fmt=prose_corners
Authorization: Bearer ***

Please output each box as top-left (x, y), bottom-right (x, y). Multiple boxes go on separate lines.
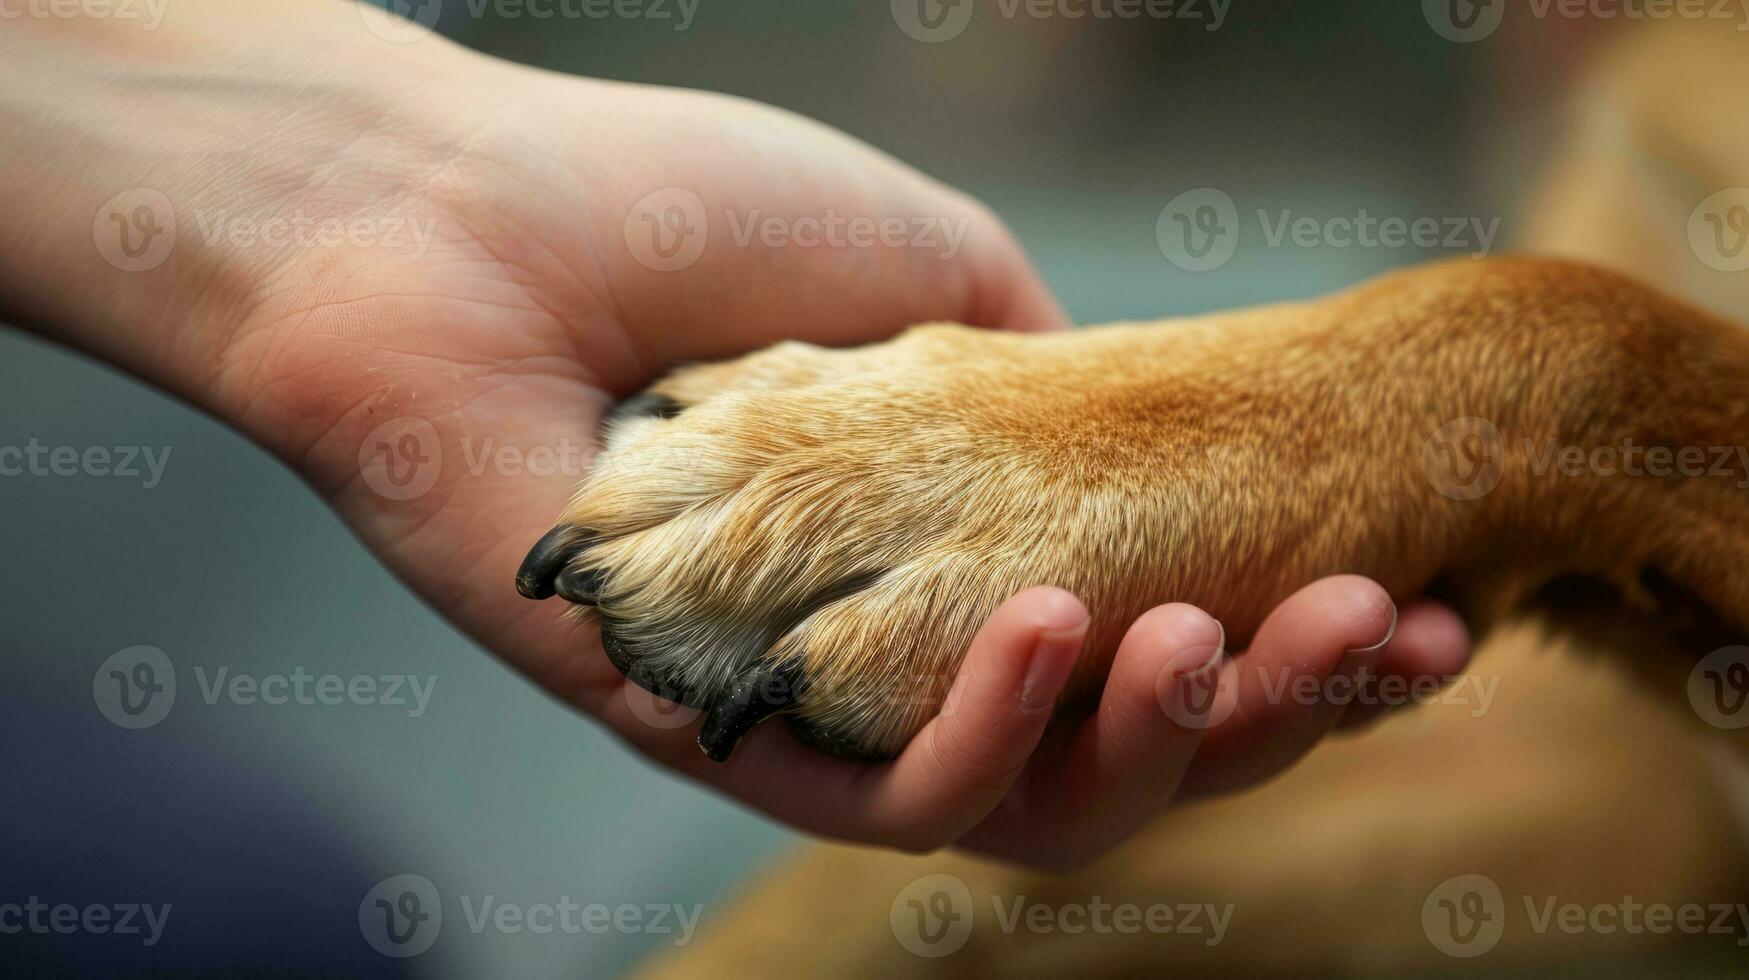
top-left (1309, 574), bottom-right (1399, 655)
top-left (1379, 601), bottom-right (1472, 678)
top-left (1129, 603), bottom-right (1224, 659)
top-left (954, 201), bottom-right (1071, 333)
top-left (1184, 576), bottom-right (1398, 791)
top-left (1096, 603), bottom-right (1228, 735)
top-left (872, 587), bottom-right (1087, 845)
top-left (1334, 602), bottom-right (1472, 734)
top-left (942, 585), bottom-right (1088, 722)
top-left (1008, 588), bottom-right (1090, 713)
top-left (1006, 585), bottom-right (1090, 635)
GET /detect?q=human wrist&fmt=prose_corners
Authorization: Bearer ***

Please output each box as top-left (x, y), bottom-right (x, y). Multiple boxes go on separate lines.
top-left (0, 4), bottom-right (494, 413)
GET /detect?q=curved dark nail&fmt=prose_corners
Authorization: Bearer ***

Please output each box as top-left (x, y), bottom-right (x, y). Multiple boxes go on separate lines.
top-left (554, 565), bottom-right (605, 605)
top-left (515, 525), bottom-right (591, 600)
top-left (607, 392), bottom-right (685, 427)
top-left (698, 662), bottom-right (800, 763)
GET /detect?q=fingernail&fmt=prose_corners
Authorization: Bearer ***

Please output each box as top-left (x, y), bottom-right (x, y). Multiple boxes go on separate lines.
top-left (1165, 618), bottom-right (1225, 676)
top-left (1020, 622), bottom-right (1086, 712)
top-left (1156, 620), bottom-right (1227, 730)
top-left (1344, 602), bottom-right (1399, 660)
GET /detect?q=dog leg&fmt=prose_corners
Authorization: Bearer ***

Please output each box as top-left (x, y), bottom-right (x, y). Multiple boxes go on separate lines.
top-left (518, 257), bottom-right (1748, 759)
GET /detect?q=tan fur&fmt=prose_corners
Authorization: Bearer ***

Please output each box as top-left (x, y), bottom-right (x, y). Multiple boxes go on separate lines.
top-left (585, 19), bottom-right (1749, 977)
top-left (560, 257), bottom-right (1748, 757)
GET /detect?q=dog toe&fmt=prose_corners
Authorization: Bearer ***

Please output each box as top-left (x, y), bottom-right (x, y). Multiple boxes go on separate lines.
top-left (606, 390), bottom-right (685, 428)
top-left (514, 524), bottom-right (593, 600)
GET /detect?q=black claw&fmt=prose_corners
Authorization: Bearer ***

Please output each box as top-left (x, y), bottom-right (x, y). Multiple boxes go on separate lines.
top-left (515, 525), bottom-right (591, 600)
top-left (698, 662), bottom-right (800, 763)
top-left (554, 565), bottom-right (604, 605)
top-left (607, 391), bottom-right (685, 428)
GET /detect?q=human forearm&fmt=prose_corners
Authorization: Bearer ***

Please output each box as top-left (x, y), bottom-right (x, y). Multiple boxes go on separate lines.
top-left (0, 2), bottom-right (486, 411)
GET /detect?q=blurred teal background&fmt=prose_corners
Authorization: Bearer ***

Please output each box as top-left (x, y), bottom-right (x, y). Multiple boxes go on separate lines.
top-left (0, 1), bottom-right (1565, 976)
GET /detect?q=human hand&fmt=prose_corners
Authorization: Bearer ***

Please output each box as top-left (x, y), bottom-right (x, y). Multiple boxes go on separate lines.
top-left (0, 2), bottom-right (1468, 867)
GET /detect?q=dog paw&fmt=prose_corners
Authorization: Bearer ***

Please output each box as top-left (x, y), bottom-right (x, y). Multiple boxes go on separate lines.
top-left (515, 259), bottom-right (1749, 761)
top-left (516, 324), bottom-right (1213, 760)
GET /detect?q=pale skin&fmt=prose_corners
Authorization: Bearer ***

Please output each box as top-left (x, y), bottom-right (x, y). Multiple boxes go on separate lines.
top-left (0, 1), bottom-right (1469, 869)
